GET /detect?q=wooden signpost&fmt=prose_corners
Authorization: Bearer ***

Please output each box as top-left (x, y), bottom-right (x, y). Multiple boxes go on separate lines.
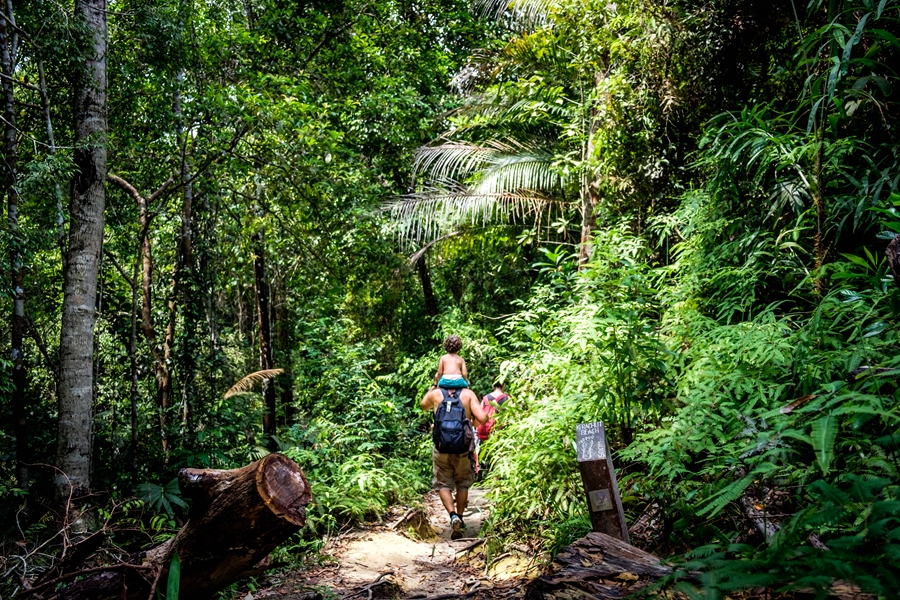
top-left (576, 421), bottom-right (629, 543)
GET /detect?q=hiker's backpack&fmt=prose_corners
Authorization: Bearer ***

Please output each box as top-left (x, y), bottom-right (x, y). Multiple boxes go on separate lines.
top-left (475, 393), bottom-right (508, 441)
top-left (433, 388), bottom-right (472, 454)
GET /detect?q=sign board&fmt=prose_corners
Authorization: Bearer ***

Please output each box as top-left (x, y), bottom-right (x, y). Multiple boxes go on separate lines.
top-left (575, 421), bottom-right (629, 543)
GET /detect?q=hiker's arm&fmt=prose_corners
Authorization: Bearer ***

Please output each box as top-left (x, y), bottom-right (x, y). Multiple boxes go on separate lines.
top-left (469, 392), bottom-right (488, 425)
top-left (420, 391), bottom-right (434, 412)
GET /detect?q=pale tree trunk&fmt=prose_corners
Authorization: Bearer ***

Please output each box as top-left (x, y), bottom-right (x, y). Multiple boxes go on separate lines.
top-left (253, 229), bottom-right (276, 442)
top-left (57, 0), bottom-right (107, 505)
top-left (1, 2), bottom-right (28, 500)
top-left (38, 60), bottom-right (66, 263)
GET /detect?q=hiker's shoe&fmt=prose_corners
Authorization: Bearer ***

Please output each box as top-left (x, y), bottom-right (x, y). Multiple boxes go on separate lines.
top-left (450, 514), bottom-right (463, 540)
top-left (459, 519), bottom-right (467, 531)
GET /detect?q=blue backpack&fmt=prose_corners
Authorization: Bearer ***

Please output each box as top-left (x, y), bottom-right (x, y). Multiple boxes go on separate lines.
top-left (433, 388), bottom-right (471, 454)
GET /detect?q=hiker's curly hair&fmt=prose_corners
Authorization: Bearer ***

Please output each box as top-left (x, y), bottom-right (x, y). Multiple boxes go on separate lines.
top-left (443, 335), bottom-right (463, 354)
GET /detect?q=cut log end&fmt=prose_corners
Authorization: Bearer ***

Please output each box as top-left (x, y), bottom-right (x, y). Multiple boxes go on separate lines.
top-left (257, 452), bottom-right (311, 527)
top-left (54, 453), bottom-right (312, 600)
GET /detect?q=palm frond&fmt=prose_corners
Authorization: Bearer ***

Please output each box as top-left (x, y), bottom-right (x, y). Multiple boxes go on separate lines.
top-left (414, 140), bottom-right (509, 181)
top-left (471, 148), bottom-right (562, 194)
top-left (224, 368), bottom-right (284, 398)
top-left (386, 181), bottom-right (563, 246)
top-left (475, 0), bottom-right (561, 29)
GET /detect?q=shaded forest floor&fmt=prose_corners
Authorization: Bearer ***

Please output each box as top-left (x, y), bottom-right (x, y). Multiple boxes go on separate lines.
top-left (233, 488), bottom-right (540, 600)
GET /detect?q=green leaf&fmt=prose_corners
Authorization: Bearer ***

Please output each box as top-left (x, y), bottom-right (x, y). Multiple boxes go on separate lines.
top-left (810, 414), bottom-right (839, 475)
top-left (167, 553), bottom-right (180, 600)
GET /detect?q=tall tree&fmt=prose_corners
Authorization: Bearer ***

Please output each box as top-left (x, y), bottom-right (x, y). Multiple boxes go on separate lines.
top-left (0, 2), bottom-right (28, 498)
top-left (253, 226), bottom-right (276, 442)
top-left (56, 0), bottom-right (107, 505)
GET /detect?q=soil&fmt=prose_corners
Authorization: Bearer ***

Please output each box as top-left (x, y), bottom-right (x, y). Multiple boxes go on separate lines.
top-left (233, 488), bottom-right (540, 600)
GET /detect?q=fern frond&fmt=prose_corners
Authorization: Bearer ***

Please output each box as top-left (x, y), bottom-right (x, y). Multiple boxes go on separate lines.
top-left (810, 413), bottom-right (839, 475)
top-left (697, 475), bottom-right (754, 517)
top-left (224, 368), bottom-right (284, 398)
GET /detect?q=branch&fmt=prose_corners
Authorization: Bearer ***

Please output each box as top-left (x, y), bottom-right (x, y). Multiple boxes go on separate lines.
top-left (148, 176), bottom-right (175, 203)
top-left (0, 70), bottom-right (39, 92)
top-left (106, 173), bottom-right (144, 204)
top-left (180, 124), bottom-right (249, 189)
top-left (103, 248), bottom-right (136, 291)
top-left (300, 11), bottom-right (363, 70)
top-left (19, 563), bottom-right (154, 597)
top-left (0, 9), bottom-right (31, 47)
top-left (24, 313), bottom-right (57, 376)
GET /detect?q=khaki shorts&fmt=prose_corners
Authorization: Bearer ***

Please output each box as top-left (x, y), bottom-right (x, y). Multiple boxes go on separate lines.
top-left (432, 446), bottom-right (475, 491)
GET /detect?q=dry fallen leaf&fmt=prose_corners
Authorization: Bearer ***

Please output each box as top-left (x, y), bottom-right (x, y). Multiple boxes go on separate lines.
top-left (617, 572), bottom-right (639, 581)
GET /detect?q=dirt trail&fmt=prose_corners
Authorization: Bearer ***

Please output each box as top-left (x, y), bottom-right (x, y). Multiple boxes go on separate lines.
top-left (238, 488), bottom-right (538, 600)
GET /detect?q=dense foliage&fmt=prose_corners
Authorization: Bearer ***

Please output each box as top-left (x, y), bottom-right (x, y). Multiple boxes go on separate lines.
top-left (1, 0), bottom-right (899, 597)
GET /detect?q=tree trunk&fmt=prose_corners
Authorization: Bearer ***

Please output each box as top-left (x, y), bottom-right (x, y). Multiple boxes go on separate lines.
top-left (48, 453), bottom-right (311, 600)
top-left (129, 249), bottom-right (139, 485)
top-left (274, 276), bottom-right (295, 425)
top-left (56, 0), bottom-right (107, 505)
top-left (108, 174), bottom-right (174, 459)
top-left (578, 73), bottom-right (602, 267)
top-left (416, 255), bottom-right (438, 317)
top-left (173, 72), bottom-right (197, 433)
top-left (38, 60), bottom-right (67, 265)
top-left (1, 2), bottom-right (28, 500)
top-left (253, 229), bottom-right (276, 440)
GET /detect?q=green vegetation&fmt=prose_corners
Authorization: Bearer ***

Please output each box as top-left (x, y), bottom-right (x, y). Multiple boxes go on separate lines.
top-left (1, 0), bottom-right (899, 597)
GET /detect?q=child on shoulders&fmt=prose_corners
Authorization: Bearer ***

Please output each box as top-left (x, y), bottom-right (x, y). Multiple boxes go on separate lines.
top-left (432, 335), bottom-right (468, 390)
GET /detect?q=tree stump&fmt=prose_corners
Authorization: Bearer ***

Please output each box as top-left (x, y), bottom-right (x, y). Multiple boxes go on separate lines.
top-left (525, 532), bottom-right (672, 599)
top-left (48, 453), bottom-right (311, 600)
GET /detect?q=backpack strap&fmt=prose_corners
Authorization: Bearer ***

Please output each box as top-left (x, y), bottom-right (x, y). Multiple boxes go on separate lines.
top-left (439, 387), bottom-right (460, 414)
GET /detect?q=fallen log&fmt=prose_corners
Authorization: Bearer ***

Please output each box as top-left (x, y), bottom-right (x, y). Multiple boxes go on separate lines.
top-left (525, 532), bottom-right (672, 600)
top-left (45, 453), bottom-right (311, 600)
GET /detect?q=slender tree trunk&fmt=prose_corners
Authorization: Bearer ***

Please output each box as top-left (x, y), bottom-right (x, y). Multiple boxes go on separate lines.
top-left (107, 174), bottom-right (174, 459)
top-left (129, 249), bottom-right (139, 485)
top-left (416, 255), bottom-right (438, 317)
top-left (38, 61), bottom-right (67, 263)
top-left (57, 0), bottom-right (107, 506)
top-left (173, 73), bottom-right (196, 435)
top-left (274, 275), bottom-right (294, 425)
top-left (1, 3), bottom-right (28, 500)
top-left (253, 230), bottom-right (276, 442)
top-left (578, 73), bottom-right (602, 267)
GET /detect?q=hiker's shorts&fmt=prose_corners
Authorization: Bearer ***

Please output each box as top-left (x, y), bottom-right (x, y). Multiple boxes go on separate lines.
top-left (432, 446), bottom-right (475, 491)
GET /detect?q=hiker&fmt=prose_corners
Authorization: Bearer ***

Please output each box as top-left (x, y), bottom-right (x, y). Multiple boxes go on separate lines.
top-left (473, 381), bottom-right (509, 474)
top-left (420, 384), bottom-right (487, 539)
top-left (432, 335), bottom-right (468, 389)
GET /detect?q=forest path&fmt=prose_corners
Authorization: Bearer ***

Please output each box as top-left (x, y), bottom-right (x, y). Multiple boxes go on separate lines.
top-left (240, 488), bottom-right (539, 599)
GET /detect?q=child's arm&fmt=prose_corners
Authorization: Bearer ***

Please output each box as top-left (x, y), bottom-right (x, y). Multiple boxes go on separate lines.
top-left (461, 358), bottom-right (468, 379)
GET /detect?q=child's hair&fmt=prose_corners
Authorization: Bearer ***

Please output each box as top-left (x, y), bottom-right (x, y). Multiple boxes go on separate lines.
top-left (443, 335), bottom-right (463, 354)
